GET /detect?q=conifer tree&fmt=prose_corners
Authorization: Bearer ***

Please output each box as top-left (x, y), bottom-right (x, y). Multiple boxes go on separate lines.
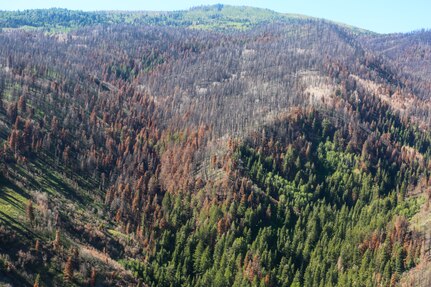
top-left (33, 274), bottom-right (40, 287)
top-left (26, 200), bottom-right (34, 225)
top-left (63, 256), bottom-right (73, 282)
top-left (90, 268), bottom-right (97, 287)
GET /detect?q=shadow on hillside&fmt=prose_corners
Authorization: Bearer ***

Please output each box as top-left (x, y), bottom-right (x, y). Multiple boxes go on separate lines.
top-left (0, 211), bottom-right (35, 240)
top-left (0, 176), bottom-right (30, 201)
top-left (0, 269), bottom-right (31, 287)
top-left (31, 158), bottom-right (88, 205)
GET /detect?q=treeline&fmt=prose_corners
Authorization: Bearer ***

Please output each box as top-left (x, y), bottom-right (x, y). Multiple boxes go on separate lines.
top-left (0, 8), bottom-right (109, 29)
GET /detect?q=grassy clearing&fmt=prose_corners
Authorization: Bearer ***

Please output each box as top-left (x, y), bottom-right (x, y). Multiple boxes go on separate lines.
top-left (0, 177), bottom-right (29, 231)
top-left (108, 229), bottom-right (131, 241)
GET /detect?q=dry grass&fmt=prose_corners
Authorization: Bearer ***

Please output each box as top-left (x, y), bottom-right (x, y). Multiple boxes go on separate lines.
top-left (79, 243), bottom-right (131, 274)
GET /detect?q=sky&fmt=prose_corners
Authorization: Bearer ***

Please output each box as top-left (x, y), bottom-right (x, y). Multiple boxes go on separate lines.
top-left (1, 0), bottom-right (431, 34)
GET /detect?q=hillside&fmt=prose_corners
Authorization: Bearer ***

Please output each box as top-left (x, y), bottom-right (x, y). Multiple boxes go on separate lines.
top-left (0, 5), bottom-right (367, 32)
top-left (0, 6), bottom-right (289, 30)
top-left (0, 5), bottom-right (431, 287)
top-left (362, 30), bottom-right (431, 78)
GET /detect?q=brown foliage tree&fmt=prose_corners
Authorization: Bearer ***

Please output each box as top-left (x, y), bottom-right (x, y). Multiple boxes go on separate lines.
top-left (63, 256), bottom-right (73, 282)
top-left (90, 268), bottom-right (97, 287)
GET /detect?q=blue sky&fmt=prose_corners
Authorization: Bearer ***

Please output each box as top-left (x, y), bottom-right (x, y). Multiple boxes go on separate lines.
top-left (2, 0), bottom-right (431, 33)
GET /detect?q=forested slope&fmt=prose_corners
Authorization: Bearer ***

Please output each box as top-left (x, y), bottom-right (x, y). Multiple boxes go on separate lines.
top-left (0, 5), bottom-right (431, 287)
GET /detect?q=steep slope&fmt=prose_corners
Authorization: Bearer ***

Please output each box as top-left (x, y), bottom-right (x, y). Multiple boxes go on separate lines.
top-left (362, 30), bottom-right (431, 81)
top-left (359, 30), bottom-right (431, 129)
top-left (0, 6), bottom-right (430, 287)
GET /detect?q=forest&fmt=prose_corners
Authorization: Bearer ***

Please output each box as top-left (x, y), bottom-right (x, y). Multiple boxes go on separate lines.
top-left (0, 4), bottom-right (431, 287)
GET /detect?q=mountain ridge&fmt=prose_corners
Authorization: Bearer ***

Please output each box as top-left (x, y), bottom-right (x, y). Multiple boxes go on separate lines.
top-left (0, 5), bottom-right (373, 34)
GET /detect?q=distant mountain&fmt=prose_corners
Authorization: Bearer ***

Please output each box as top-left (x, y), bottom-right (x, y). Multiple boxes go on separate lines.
top-left (0, 6), bottom-right (430, 287)
top-left (0, 5), bottom-right (370, 33)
